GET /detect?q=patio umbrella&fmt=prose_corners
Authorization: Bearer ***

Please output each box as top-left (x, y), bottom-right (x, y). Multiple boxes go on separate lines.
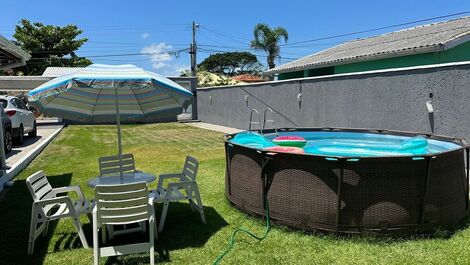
top-left (27, 64), bottom-right (193, 178)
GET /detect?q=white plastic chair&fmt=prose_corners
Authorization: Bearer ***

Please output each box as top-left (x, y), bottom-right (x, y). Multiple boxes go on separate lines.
top-left (93, 182), bottom-right (156, 265)
top-left (98, 153), bottom-right (144, 239)
top-left (153, 156), bottom-right (206, 232)
top-left (26, 170), bottom-right (94, 255)
top-left (98, 153), bottom-right (140, 176)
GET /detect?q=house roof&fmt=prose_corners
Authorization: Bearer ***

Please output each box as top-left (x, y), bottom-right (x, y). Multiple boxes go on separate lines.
top-left (232, 74), bottom-right (263, 83)
top-left (41, 67), bottom-right (85, 77)
top-left (266, 16), bottom-right (470, 75)
top-left (0, 35), bottom-right (31, 70)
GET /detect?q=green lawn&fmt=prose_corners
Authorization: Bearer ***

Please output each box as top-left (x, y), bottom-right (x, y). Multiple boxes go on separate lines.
top-left (1, 123), bottom-right (470, 265)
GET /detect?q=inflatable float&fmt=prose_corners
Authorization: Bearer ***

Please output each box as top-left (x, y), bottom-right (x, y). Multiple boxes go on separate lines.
top-left (230, 132), bottom-right (275, 148)
top-left (273, 135), bottom-right (307, 147)
top-left (305, 136), bottom-right (428, 156)
top-left (266, 146), bottom-right (305, 154)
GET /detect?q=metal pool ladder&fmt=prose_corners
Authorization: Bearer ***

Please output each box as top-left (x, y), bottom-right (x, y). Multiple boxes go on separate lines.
top-left (248, 108), bottom-right (278, 135)
top-left (262, 108), bottom-right (278, 136)
top-left (248, 109), bottom-right (261, 132)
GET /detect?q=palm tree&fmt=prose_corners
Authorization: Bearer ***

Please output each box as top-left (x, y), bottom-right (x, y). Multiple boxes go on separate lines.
top-left (250, 23), bottom-right (288, 69)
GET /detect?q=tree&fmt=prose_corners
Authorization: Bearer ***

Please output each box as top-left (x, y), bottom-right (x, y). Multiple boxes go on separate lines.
top-left (198, 51), bottom-right (263, 76)
top-left (250, 23), bottom-right (288, 69)
top-left (12, 19), bottom-right (92, 75)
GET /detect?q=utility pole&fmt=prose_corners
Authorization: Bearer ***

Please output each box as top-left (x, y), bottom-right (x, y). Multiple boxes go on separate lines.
top-left (190, 21), bottom-right (199, 76)
top-left (189, 21), bottom-right (199, 121)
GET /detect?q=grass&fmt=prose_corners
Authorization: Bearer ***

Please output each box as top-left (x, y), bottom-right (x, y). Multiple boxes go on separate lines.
top-left (1, 123), bottom-right (470, 265)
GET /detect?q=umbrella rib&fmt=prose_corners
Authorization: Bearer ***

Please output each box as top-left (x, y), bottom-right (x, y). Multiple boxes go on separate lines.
top-left (39, 79), bottom-right (75, 107)
top-left (90, 85), bottom-right (105, 119)
top-left (129, 86), bottom-right (145, 116)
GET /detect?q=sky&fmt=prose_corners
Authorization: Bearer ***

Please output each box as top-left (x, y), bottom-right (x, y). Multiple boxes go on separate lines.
top-left (1, 0), bottom-right (470, 76)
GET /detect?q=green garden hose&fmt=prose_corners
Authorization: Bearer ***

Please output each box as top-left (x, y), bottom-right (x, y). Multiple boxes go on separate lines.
top-left (212, 194), bottom-right (271, 265)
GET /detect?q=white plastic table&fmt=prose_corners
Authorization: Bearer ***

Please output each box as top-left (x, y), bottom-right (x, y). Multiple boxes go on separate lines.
top-left (87, 172), bottom-right (156, 188)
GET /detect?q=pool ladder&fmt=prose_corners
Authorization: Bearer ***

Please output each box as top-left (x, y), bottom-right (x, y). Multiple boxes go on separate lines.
top-left (248, 108), bottom-right (278, 135)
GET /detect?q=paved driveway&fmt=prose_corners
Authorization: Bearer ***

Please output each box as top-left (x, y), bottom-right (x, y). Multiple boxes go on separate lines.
top-left (6, 123), bottom-right (63, 167)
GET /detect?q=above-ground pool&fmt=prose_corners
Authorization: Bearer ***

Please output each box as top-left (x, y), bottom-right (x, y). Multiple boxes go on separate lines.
top-left (225, 128), bottom-right (470, 235)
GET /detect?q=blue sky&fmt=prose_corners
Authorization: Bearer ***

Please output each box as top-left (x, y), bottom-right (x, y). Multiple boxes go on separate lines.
top-left (1, 0), bottom-right (470, 75)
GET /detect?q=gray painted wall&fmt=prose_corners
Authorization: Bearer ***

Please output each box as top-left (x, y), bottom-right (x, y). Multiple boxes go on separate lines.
top-left (197, 62), bottom-right (470, 141)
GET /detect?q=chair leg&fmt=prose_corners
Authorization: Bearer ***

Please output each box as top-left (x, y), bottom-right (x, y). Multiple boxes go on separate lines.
top-left (149, 217), bottom-right (155, 265)
top-left (158, 201), bottom-right (169, 232)
top-left (71, 216), bottom-right (89, 249)
top-left (93, 212), bottom-right (99, 265)
top-left (193, 184), bottom-right (207, 224)
top-left (28, 205), bottom-right (38, 255)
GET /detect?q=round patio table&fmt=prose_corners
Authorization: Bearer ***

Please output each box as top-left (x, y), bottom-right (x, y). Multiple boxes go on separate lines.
top-left (87, 172), bottom-right (156, 188)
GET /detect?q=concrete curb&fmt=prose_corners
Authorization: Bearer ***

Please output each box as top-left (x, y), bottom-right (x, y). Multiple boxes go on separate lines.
top-left (6, 125), bottom-right (64, 180)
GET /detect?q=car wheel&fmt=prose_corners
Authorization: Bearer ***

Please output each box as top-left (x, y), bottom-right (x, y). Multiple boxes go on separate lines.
top-left (14, 125), bottom-right (24, 145)
top-left (4, 129), bottom-right (12, 153)
top-left (28, 121), bottom-right (37, 137)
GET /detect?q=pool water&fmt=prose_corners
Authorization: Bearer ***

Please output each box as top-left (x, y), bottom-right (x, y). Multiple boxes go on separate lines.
top-left (230, 131), bottom-right (461, 157)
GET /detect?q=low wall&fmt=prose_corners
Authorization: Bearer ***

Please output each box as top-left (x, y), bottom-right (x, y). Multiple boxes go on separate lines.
top-left (197, 62), bottom-right (470, 141)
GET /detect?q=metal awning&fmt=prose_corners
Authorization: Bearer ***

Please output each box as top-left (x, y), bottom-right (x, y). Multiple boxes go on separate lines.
top-left (0, 35), bottom-right (31, 70)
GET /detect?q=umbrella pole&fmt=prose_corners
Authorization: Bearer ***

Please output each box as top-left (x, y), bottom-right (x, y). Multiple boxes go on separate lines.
top-left (114, 83), bottom-right (124, 182)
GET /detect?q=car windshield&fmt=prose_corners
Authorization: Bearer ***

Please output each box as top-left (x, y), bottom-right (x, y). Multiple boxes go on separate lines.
top-left (0, 99), bottom-right (7, 109)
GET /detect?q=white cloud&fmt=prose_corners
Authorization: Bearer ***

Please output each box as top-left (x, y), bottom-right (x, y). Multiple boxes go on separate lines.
top-left (141, 33), bottom-right (150, 39)
top-left (141, 43), bottom-right (189, 75)
top-left (141, 42), bottom-right (173, 69)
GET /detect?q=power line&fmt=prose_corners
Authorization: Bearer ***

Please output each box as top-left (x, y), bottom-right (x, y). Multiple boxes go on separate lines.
top-left (284, 11), bottom-right (470, 45)
top-left (87, 41), bottom-right (188, 46)
top-left (198, 47), bottom-right (297, 60)
top-left (199, 26), bottom-right (250, 46)
top-left (28, 48), bottom-right (189, 60)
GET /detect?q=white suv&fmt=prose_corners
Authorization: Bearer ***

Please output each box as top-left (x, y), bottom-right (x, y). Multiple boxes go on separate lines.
top-left (0, 96), bottom-right (36, 144)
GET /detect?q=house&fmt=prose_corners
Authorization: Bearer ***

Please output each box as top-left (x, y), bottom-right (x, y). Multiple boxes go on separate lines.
top-left (265, 16), bottom-right (470, 80)
top-left (0, 34), bottom-right (31, 192)
top-left (232, 74), bottom-right (263, 83)
top-left (0, 34), bottom-right (31, 70)
top-left (41, 66), bottom-right (85, 77)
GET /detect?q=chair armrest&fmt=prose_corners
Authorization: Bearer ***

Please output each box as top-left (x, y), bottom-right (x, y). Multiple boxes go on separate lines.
top-left (157, 173), bottom-right (184, 190)
top-left (51, 186), bottom-right (86, 201)
top-left (35, 196), bottom-right (74, 210)
top-left (167, 181), bottom-right (196, 191)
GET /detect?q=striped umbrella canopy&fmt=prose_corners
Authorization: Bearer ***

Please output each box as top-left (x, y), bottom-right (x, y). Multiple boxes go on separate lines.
top-left (27, 64), bottom-right (192, 123)
top-left (27, 64), bottom-right (192, 177)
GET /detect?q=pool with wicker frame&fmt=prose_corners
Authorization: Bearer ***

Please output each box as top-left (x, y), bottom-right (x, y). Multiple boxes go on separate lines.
top-left (224, 128), bottom-right (470, 235)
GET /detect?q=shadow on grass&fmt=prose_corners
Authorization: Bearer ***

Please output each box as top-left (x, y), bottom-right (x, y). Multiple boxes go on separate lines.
top-left (0, 173), bottom-right (73, 265)
top-left (155, 202), bottom-right (228, 250)
top-left (44, 202), bottom-right (228, 264)
top-left (95, 202), bottom-right (228, 265)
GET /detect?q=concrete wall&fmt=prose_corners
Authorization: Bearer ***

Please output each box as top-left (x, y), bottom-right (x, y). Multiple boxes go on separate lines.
top-left (197, 62), bottom-right (470, 142)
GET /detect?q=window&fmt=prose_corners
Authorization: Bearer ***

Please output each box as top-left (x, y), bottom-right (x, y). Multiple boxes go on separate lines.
top-left (0, 99), bottom-right (7, 109)
top-left (16, 99), bottom-right (28, 110)
top-left (10, 99), bottom-right (17, 108)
